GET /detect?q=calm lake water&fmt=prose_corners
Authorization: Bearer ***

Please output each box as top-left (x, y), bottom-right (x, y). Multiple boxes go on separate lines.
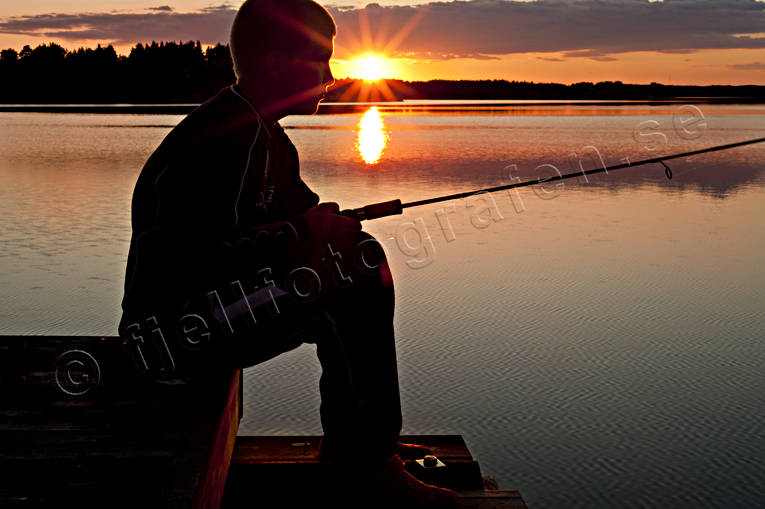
top-left (1, 101), bottom-right (764, 508)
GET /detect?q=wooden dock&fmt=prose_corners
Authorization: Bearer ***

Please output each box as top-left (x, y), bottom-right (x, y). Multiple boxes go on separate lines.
top-left (1, 336), bottom-right (527, 508)
top-left (0, 335), bottom-right (241, 508)
top-left (224, 434), bottom-right (527, 508)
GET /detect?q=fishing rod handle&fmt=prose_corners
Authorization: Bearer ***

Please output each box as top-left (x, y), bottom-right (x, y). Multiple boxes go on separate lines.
top-left (339, 199), bottom-right (403, 221)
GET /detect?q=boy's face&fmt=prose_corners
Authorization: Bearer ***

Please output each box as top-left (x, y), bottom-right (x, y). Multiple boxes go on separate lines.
top-left (274, 34), bottom-right (335, 117)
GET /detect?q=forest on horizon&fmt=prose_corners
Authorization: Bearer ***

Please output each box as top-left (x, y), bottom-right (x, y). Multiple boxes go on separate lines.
top-left (1, 42), bottom-right (764, 103)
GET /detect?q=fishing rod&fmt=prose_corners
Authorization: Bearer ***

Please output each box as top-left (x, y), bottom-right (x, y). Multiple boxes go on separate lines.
top-left (340, 136), bottom-right (765, 221)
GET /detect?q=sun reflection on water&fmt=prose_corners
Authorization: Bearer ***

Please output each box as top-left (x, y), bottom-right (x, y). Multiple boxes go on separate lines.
top-left (356, 107), bottom-right (388, 165)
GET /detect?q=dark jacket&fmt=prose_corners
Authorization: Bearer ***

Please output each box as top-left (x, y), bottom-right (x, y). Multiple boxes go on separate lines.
top-left (119, 85), bottom-right (319, 373)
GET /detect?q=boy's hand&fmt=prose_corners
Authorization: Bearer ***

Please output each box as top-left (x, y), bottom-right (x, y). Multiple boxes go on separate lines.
top-left (301, 202), bottom-right (361, 260)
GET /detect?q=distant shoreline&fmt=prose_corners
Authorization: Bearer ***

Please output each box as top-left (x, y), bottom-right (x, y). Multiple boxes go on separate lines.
top-left (3, 43), bottom-right (763, 106)
top-left (1, 97), bottom-right (764, 114)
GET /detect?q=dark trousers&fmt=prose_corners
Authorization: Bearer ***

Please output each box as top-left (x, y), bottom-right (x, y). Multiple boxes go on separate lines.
top-left (220, 230), bottom-right (402, 466)
top-left (312, 230), bottom-right (402, 465)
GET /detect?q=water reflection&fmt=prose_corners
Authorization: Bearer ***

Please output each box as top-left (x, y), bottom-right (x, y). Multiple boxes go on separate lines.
top-left (2, 108), bottom-right (765, 509)
top-left (356, 106), bottom-right (389, 164)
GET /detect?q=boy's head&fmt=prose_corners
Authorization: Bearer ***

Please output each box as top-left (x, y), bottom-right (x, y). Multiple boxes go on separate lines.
top-left (230, 0), bottom-right (336, 117)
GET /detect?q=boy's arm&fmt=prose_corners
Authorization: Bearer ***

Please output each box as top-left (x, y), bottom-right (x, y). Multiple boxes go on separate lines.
top-left (122, 171), bottom-right (360, 377)
top-left (122, 151), bottom-right (308, 320)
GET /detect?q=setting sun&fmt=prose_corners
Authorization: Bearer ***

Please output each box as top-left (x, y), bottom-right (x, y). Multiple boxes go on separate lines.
top-left (351, 54), bottom-right (391, 81)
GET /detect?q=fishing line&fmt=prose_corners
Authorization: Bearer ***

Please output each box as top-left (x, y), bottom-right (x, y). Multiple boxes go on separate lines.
top-left (340, 137), bottom-right (765, 221)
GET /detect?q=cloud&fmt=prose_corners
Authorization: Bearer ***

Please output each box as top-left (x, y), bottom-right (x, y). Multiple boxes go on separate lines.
top-left (0, 0), bottom-right (764, 61)
top-left (0, 5), bottom-right (235, 46)
top-left (327, 0), bottom-right (765, 59)
top-left (561, 50), bottom-right (618, 62)
top-left (727, 61), bottom-right (765, 70)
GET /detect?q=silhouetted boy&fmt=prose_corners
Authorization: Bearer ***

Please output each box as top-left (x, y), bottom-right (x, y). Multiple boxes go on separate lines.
top-left (119, 1), bottom-right (457, 506)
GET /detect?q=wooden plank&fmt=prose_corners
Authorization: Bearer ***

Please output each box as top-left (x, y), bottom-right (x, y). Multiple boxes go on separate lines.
top-left (458, 490), bottom-right (528, 509)
top-left (231, 434), bottom-right (474, 463)
top-left (195, 369), bottom-right (241, 509)
top-left (231, 435), bottom-right (322, 462)
top-left (160, 368), bottom-right (242, 509)
top-left (399, 434), bottom-right (476, 459)
top-left (223, 436), bottom-right (527, 508)
top-left (0, 456), bottom-right (175, 509)
top-left (0, 336), bottom-right (243, 509)
top-left (224, 434), bottom-right (487, 507)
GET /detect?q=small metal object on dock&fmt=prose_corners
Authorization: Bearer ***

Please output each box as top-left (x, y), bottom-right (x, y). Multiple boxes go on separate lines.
top-left (417, 454), bottom-right (446, 468)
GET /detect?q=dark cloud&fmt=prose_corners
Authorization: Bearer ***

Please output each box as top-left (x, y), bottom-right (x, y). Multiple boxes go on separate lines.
top-left (0, 6), bottom-right (235, 45)
top-left (1, 0), bottom-right (764, 60)
top-left (328, 0), bottom-right (765, 59)
top-left (727, 61), bottom-right (765, 71)
top-left (148, 6), bottom-right (173, 12)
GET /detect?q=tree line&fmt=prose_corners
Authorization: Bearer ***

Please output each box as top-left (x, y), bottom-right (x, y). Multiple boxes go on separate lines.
top-left (1, 42), bottom-right (763, 103)
top-left (389, 80), bottom-right (765, 101)
top-left (0, 41), bottom-right (235, 103)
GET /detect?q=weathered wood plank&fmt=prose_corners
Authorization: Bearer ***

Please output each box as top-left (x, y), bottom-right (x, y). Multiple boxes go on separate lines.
top-left (231, 434), bottom-right (474, 463)
top-left (224, 434), bottom-right (488, 507)
top-left (458, 490), bottom-right (528, 508)
top-left (0, 458), bottom-right (174, 508)
top-left (223, 436), bottom-right (527, 508)
top-left (1, 336), bottom-right (242, 509)
top-left (164, 368), bottom-right (242, 509)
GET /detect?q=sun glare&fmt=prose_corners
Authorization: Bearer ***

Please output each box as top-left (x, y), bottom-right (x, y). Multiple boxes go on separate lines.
top-left (356, 107), bottom-right (388, 165)
top-left (352, 54), bottom-right (389, 81)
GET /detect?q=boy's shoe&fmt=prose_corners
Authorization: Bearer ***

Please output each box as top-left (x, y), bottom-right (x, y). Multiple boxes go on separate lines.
top-left (320, 452), bottom-right (458, 508)
top-left (376, 454), bottom-right (458, 508)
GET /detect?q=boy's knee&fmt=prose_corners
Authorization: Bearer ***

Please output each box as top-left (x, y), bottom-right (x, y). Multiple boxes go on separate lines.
top-left (342, 231), bottom-right (388, 273)
top-left (353, 233), bottom-right (393, 290)
top-left (354, 234), bottom-right (387, 275)
top-left (323, 231), bottom-right (392, 289)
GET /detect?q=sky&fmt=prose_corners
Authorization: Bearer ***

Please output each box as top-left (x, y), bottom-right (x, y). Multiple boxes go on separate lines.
top-left (1, 0), bottom-right (764, 85)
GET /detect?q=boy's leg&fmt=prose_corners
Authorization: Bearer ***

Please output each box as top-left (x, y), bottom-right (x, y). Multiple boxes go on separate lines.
top-left (311, 231), bottom-right (457, 507)
top-left (313, 230), bottom-right (401, 464)
top-left (212, 229), bottom-right (455, 506)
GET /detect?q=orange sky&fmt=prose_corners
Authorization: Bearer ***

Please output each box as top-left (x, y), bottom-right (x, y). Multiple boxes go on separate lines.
top-left (329, 49), bottom-right (765, 85)
top-left (1, 1), bottom-right (764, 85)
